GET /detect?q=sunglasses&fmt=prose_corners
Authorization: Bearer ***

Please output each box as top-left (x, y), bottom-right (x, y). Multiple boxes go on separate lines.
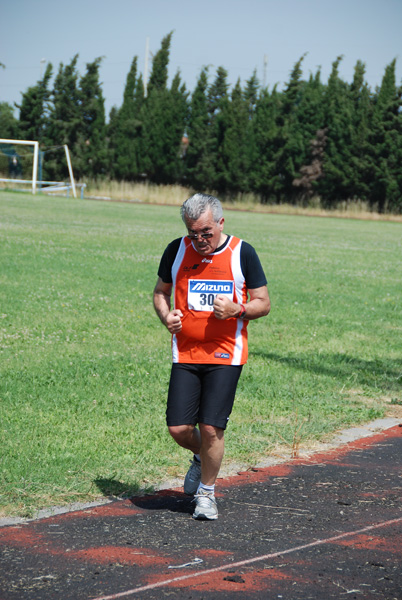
top-left (187, 232), bottom-right (214, 240)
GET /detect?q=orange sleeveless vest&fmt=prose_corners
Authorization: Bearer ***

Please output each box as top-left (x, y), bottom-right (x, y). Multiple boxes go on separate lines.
top-left (171, 236), bottom-right (248, 365)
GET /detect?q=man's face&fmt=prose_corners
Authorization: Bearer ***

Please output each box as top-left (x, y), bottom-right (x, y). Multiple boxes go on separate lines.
top-left (185, 209), bottom-right (224, 256)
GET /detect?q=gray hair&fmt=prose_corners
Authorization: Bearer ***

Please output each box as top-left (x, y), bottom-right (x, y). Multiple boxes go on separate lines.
top-left (180, 193), bottom-right (223, 223)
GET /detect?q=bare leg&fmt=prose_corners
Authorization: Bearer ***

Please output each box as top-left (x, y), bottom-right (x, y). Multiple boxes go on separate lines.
top-left (198, 423), bottom-right (224, 486)
top-left (168, 424), bottom-right (201, 455)
top-left (169, 423), bottom-right (224, 486)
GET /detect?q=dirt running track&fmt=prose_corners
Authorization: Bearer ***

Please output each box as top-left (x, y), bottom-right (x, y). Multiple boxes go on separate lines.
top-left (1, 425), bottom-right (401, 600)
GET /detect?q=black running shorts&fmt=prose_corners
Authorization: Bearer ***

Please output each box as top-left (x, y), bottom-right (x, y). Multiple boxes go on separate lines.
top-left (166, 363), bottom-right (243, 430)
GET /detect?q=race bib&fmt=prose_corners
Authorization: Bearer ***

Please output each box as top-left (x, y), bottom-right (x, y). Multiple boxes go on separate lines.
top-left (188, 279), bottom-right (234, 312)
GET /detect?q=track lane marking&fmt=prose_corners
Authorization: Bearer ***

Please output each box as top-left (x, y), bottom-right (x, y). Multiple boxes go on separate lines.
top-left (90, 516), bottom-right (402, 599)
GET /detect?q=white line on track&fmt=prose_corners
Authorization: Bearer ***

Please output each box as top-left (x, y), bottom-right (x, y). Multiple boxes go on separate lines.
top-left (90, 517), bottom-right (402, 600)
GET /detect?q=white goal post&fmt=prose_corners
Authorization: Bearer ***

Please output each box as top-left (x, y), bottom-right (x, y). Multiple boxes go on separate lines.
top-left (0, 138), bottom-right (39, 194)
top-left (0, 138), bottom-right (77, 198)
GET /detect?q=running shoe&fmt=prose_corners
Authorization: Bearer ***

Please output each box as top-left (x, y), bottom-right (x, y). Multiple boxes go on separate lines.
top-left (183, 457), bottom-right (202, 495)
top-left (192, 489), bottom-right (218, 520)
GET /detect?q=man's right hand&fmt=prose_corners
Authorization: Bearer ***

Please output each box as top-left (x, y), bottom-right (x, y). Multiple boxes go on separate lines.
top-left (165, 309), bottom-right (183, 333)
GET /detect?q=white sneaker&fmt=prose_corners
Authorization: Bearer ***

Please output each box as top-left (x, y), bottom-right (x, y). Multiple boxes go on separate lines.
top-left (192, 489), bottom-right (218, 520)
top-left (183, 457), bottom-right (201, 495)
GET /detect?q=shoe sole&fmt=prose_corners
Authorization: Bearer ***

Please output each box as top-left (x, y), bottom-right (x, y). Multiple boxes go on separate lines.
top-left (192, 512), bottom-right (218, 520)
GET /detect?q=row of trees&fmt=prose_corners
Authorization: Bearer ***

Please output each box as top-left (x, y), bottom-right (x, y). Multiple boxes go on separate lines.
top-left (1, 32), bottom-right (402, 212)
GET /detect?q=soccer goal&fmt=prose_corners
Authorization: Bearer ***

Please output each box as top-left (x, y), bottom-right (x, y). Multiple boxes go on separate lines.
top-left (0, 138), bottom-right (77, 198)
top-left (0, 138), bottom-right (39, 194)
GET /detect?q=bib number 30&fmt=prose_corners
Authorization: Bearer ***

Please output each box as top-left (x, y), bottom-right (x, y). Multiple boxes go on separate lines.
top-left (200, 293), bottom-right (215, 306)
top-left (188, 279), bottom-right (234, 312)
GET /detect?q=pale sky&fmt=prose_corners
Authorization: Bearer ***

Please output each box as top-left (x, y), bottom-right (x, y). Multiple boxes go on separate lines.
top-left (1, 0), bottom-right (401, 119)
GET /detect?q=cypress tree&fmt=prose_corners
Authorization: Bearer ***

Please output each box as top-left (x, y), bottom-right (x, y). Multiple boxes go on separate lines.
top-left (185, 67), bottom-right (210, 189)
top-left (242, 70), bottom-right (260, 194)
top-left (295, 70), bottom-right (325, 143)
top-left (220, 78), bottom-right (250, 194)
top-left (140, 33), bottom-right (189, 183)
top-left (139, 33), bottom-right (172, 180)
top-left (347, 60), bottom-right (372, 201)
top-left (76, 57), bottom-right (107, 178)
top-left (292, 128), bottom-right (328, 202)
top-left (185, 66), bottom-right (230, 192)
top-left (17, 63), bottom-right (53, 143)
top-left (290, 70), bottom-right (326, 203)
top-left (244, 70), bottom-right (260, 119)
top-left (0, 102), bottom-right (20, 138)
top-left (0, 102), bottom-right (21, 178)
top-left (274, 55), bottom-right (309, 201)
top-left (165, 71), bottom-right (189, 182)
top-left (204, 66), bottom-right (230, 191)
top-left (207, 66), bottom-right (229, 116)
top-left (281, 54), bottom-right (307, 118)
top-left (109, 56), bottom-right (144, 180)
top-left (318, 56), bottom-right (354, 206)
top-left (367, 59), bottom-right (402, 212)
top-left (147, 31), bottom-right (173, 92)
top-left (106, 105), bottom-right (119, 178)
top-left (45, 55), bottom-right (81, 180)
top-left (249, 87), bottom-right (282, 202)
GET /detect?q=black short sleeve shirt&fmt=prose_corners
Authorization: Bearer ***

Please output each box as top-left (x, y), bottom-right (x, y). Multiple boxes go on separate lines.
top-left (157, 236), bottom-right (267, 289)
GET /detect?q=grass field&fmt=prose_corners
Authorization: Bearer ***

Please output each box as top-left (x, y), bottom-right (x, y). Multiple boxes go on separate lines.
top-left (1, 191), bottom-right (401, 517)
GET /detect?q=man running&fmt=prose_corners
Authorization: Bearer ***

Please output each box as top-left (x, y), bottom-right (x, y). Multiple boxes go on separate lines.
top-left (153, 193), bottom-right (270, 520)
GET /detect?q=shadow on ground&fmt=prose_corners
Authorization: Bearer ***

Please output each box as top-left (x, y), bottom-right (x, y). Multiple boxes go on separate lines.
top-left (94, 478), bottom-right (192, 514)
top-left (94, 478), bottom-right (144, 498)
top-left (253, 350), bottom-right (401, 393)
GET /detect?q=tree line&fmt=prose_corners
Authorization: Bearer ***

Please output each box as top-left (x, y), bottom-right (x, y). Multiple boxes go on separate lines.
top-left (1, 32), bottom-right (401, 213)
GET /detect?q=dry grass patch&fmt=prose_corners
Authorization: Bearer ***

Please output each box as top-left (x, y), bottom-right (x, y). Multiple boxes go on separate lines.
top-left (80, 180), bottom-right (402, 222)
top-left (347, 389), bottom-right (402, 420)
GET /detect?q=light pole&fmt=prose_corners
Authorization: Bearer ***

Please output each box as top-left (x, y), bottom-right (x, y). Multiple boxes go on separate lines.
top-left (40, 58), bottom-right (46, 79)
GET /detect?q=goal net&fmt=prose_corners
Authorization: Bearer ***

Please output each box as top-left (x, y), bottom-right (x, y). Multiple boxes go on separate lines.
top-left (0, 139), bottom-right (39, 194)
top-left (0, 139), bottom-right (77, 198)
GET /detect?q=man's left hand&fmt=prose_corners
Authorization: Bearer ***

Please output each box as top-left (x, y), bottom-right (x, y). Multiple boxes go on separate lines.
top-left (213, 294), bottom-right (238, 320)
